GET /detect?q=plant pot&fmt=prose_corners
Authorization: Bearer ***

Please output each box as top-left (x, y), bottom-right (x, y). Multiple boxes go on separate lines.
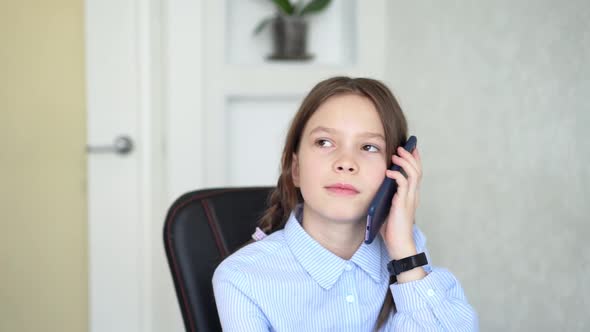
top-left (268, 15), bottom-right (313, 61)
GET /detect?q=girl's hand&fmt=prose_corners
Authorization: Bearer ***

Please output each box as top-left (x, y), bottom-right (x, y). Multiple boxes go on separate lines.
top-left (380, 146), bottom-right (423, 260)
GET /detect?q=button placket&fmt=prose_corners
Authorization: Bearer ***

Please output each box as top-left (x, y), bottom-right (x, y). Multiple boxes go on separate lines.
top-left (341, 263), bottom-right (358, 308)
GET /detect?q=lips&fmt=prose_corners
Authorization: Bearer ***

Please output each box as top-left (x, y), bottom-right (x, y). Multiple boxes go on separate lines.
top-left (325, 183), bottom-right (360, 196)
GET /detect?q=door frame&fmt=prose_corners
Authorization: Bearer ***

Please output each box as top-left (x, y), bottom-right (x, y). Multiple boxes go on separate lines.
top-left (85, 0), bottom-right (175, 330)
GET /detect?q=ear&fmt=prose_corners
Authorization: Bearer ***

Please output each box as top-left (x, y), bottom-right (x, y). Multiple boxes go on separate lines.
top-left (291, 153), bottom-right (300, 187)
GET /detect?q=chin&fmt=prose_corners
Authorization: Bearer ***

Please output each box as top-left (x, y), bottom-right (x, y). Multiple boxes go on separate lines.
top-left (318, 201), bottom-right (368, 224)
top-left (301, 191), bottom-right (370, 222)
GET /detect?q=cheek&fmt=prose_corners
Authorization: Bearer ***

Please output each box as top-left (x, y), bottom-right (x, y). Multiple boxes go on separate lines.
top-left (297, 161), bottom-right (322, 201)
top-left (364, 160), bottom-right (387, 188)
top-left (298, 151), bottom-right (325, 177)
top-left (299, 160), bottom-right (322, 183)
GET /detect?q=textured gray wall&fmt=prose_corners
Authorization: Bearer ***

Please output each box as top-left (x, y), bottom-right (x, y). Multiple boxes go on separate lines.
top-left (385, 1), bottom-right (589, 331)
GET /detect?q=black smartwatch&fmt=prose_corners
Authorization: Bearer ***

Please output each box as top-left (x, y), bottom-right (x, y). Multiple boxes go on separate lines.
top-left (387, 252), bottom-right (428, 283)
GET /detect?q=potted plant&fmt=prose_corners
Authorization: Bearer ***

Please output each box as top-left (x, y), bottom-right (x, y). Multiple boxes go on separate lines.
top-left (254, 0), bottom-right (332, 60)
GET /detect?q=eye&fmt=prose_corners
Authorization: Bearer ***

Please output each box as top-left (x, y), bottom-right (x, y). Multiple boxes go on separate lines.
top-left (315, 139), bottom-right (333, 148)
top-left (362, 144), bottom-right (380, 152)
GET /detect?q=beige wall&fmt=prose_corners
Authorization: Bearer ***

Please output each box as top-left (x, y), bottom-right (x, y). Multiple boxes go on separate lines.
top-left (385, 1), bottom-right (589, 331)
top-left (0, 1), bottom-right (87, 331)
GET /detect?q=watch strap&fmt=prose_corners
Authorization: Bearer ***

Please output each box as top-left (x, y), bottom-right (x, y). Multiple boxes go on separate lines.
top-left (387, 252), bottom-right (428, 282)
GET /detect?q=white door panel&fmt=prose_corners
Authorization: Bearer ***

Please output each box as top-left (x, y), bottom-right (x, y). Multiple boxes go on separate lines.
top-left (85, 0), bottom-right (142, 329)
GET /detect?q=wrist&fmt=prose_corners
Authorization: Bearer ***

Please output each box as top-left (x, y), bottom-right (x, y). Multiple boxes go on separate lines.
top-left (387, 252), bottom-right (428, 284)
top-left (395, 265), bottom-right (427, 284)
top-left (388, 247), bottom-right (418, 260)
top-left (385, 238), bottom-right (417, 260)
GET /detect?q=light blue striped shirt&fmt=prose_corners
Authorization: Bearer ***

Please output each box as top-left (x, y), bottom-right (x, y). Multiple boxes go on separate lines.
top-left (213, 207), bottom-right (478, 331)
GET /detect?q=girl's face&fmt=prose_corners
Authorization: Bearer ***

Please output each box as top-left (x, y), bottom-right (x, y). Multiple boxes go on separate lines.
top-left (292, 93), bottom-right (388, 225)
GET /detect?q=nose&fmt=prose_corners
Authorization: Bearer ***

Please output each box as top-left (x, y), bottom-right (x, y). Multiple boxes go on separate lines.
top-left (333, 153), bottom-right (358, 174)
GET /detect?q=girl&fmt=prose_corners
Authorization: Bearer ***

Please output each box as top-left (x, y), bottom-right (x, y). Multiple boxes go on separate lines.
top-left (213, 77), bottom-right (478, 331)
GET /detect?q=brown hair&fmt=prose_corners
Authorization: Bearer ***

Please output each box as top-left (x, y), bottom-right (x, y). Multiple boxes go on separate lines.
top-left (259, 76), bottom-right (408, 329)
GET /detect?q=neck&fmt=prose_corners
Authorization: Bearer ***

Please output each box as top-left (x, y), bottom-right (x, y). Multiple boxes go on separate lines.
top-left (300, 204), bottom-right (366, 260)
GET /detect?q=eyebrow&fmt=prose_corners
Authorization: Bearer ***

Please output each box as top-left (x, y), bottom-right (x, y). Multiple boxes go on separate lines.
top-left (309, 126), bottom-right (385, 141)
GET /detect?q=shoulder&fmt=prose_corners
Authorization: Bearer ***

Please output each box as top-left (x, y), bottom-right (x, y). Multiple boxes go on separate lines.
top-left (213, 230), bottom-right (288, 286)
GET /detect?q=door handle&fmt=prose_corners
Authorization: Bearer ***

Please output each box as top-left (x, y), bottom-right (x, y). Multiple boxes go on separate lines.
top-left (87, 135), bottom-right (134, 155)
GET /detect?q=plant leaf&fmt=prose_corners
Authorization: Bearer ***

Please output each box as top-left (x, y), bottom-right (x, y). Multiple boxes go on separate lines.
top-left (300, 0), bottom-right (331, 16)
top-left (293, 0), bottom-right (306, 15)
top-left (253, 16), bottom-right (274, 35)
top-left (271, 0), bottom-right (294, 15)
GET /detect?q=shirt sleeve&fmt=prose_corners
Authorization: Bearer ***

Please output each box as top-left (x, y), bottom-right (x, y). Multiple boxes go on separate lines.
top-left (212, 261), bottom-right (271, 331)
top-left (385, 226), bottom-right (479, 331)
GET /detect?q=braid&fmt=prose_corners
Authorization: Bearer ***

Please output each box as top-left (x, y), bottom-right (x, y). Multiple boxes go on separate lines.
top-left (375, 275), bottom-right (397, 330)
top-left (258, 172), bottom-right (300, 234)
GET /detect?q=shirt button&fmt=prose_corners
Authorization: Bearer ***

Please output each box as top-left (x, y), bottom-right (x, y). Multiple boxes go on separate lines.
top-left (427, 289), bottom-right (435, 297)
top-left (344, 263), bottom-right (353, 271)
top-left (346, 295), bottom-right (355, 303)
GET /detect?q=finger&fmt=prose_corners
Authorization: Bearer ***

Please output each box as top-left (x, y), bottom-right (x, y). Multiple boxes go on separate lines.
top-left (410, 148), bottom-right (422, 202)
top-left (397, 146), bottom-right (422, 180)
top-left (392, 151), bottom-right (419, 206)
top-left (392, 153), bottom-right (420, 205)
top-left (412, 148), bottom-right (422, 180)
top-left (386, 170), bottom-right (409, 201)
top-left (398, 146), bottom-right (423, 195)
top-left (414, 147), bottom-right (421, 162)
top-left (396, 157), bottom-right (419, 207)
top-left (392, 154), bottom-right (419, 185)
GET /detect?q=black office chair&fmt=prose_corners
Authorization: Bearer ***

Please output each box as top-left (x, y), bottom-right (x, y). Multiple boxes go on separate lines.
top-left (163, 187), bottom-right (274, 332)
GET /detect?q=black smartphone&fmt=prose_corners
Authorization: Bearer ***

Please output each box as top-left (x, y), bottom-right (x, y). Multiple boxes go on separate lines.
top-left (364, 136), bottom-right (418, 244)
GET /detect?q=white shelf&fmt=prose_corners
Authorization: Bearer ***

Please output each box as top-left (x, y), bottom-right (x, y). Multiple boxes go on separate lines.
top-left (226, 0), bottom-right (356, 66)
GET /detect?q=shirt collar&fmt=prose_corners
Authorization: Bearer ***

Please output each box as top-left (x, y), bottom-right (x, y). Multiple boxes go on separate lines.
top-left (284, 205), bottom-right (384, 290)
top-left (350, 235), bottom-right (384, 284)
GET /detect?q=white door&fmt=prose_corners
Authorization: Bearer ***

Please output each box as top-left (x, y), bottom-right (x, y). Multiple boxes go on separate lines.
top-left (85, 0), bottom-right (166, 331)
top-left (86, 0), bottom-right (386, 331)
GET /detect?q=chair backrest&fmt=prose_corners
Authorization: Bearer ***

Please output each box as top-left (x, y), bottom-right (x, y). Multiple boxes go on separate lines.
top-left (163, 187), bottom-right (274, 332)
